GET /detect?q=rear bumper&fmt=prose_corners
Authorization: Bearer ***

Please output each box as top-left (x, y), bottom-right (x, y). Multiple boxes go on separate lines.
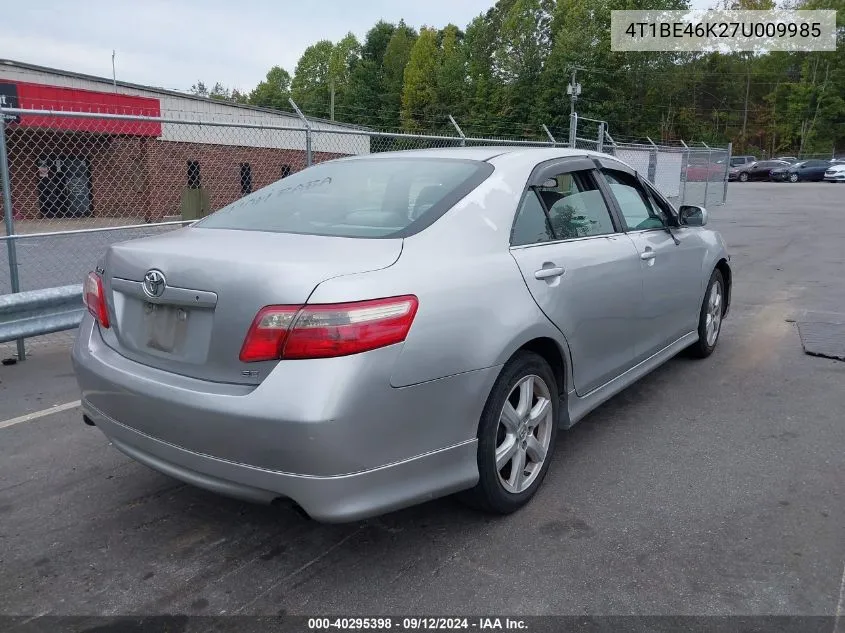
top-left (84, 403), bottom-right (478, 522)
top-left (72, 316), bottom-right (499, 521)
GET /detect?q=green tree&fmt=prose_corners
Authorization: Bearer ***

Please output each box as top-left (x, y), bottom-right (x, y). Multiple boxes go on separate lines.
top-left (248, 66), bottom-right (292, 110)
top-left (327, 33), bottom-right (362, 120)
top-left (494, 0), bottom-right (553, 127)
top-left (189, 81), bottom-right (208, 97)
top-left (344, 21), bottom-right (397, 127)
top-left (291, 40), bottom-right (334, 118)
top-left (435, 24), bottom-right (468, 123)
top-left (464, 10), bottom-right (503, 135)
top-left (402, 27), bottom-right (441, 131)
top-left (380, 21), bottom-right (418, 130)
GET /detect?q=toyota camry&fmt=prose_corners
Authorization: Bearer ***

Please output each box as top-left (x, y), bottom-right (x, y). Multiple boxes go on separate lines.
top-left (73, 147), bottom-right (732, 522)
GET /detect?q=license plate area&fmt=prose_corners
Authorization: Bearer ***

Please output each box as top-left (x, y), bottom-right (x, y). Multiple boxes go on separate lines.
top-left (143, 301), bottom-right (190, 353)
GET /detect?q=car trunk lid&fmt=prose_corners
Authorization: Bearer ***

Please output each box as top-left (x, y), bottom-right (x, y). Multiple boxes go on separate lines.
top-left (99, 227), bottom-right (402, 384)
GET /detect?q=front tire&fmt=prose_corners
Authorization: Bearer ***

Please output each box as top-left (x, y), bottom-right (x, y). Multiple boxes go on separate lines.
top-left (460, 351), bottom-right (558, 514)
top-left (789, 173), bottom-right (799, 183)
top-left (688, 269), bottom-right (725, 359)
top-left (739, 172), bottom-right (748, 182)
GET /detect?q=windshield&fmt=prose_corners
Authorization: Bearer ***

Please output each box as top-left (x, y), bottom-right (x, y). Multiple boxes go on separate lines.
top-left (195, 157), bottom-right (492, 238)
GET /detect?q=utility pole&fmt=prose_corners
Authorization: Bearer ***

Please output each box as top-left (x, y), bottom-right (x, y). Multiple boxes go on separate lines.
top-left (330, 79), bottom-right (335, 122)
top-left (567, 68), bottom-right (582, 116)
top-left (112, 50), bottom-right (116, 89)
top-left (741, 61), bottom-right (750, 148)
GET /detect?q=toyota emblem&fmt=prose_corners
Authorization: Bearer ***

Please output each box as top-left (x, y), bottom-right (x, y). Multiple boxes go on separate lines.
top-left (143, 269), bottom-right (166, 298)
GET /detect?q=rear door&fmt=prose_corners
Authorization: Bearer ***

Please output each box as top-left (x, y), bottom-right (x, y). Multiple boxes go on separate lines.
top-left (509, 160), bottom-right (643, 396)
top-left (806, 160), bottom-right (830, 180)
top-left (596, 162), bottom-right (705, 361)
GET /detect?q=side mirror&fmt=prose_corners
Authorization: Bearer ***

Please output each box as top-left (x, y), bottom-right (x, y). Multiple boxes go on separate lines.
top-left (679, 205), bottom-right (708, 226)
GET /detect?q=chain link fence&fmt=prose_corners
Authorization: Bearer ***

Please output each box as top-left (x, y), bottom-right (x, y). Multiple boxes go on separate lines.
top-left (0, 105), bottom-right (730, 357)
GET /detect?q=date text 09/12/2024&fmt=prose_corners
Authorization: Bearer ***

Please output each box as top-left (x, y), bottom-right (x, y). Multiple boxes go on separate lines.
top-left (308, 617), bottom-right (528, 630)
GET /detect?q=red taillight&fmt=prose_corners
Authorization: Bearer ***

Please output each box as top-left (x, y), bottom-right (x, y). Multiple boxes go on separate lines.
top-left (83, 271), bottom-right (110, 328)
top-left (238, 306), bottom-right (299, 362)
top-left (239, 295), bottom-right (418, 362)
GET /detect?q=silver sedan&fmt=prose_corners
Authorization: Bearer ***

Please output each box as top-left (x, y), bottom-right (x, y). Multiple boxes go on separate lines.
top-left (73, 147), bottom-right (732, 522)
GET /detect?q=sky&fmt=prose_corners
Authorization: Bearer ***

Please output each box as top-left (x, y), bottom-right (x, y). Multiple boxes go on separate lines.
top-left (5, 0), bottom-right (714, 95)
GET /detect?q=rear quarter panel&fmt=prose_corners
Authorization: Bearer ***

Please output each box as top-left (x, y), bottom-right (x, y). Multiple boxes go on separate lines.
top-left (306, 157), bottom-right (574, 389)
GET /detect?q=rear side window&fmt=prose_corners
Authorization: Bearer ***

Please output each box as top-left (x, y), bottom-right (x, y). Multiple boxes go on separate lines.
top-left (511, 169), bottom-right (616, 245)
top-left (196, 158), bottom-right (491, 238)
top-left (538, 171), bottom-right (615, 239)
top-left (512, 192), bottom-right (554, 246)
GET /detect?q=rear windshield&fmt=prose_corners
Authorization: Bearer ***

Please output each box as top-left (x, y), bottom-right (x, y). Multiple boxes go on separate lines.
top-left (195, 157), bottom-right (492, 238)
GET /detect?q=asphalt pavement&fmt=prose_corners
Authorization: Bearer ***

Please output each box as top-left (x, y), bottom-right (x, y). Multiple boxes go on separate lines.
top-left (0, 182), bottom-right (843, 620)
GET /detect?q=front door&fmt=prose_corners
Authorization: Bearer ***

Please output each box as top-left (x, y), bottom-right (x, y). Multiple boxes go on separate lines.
top-left (37, 154), bottom-right (93, 218)
top-left (509, 165), bottom-right (643, 396)
top-left (598, 167), bottom-right (705, 361)
top-left (63, 157), bottom-right (93, 217)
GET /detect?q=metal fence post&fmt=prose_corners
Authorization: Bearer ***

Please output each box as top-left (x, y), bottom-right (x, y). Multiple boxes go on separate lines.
top-left (288, 98), bottom-right (312, 166)
top-left (0, 119), bottom-right (25, 360)
top-left (679, 140), bottom-right (689, 205)
top-left (723, 142), bottom-right (732, 204)
top-left (568, 112), bottom-right (577, 148)
top-left (646, 136), bottom-right (658, 184)
top-left (604, 130), bottom-right (617, 156)
top-left (703, 143), bottom-right (711, 206)
top-left (597, 121), bottom-right (605, 154)
top-left (448, 115), bottom-right (466, 147)
top-left (541, 124), bottom-right (556, 148)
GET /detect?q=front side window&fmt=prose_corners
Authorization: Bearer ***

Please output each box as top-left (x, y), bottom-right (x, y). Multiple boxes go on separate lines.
top-left (196, 158), bottom-right (490, 238)
top-left (601, 169), bottom-right (665, 231)
top-left (642, 180), bottom-right (677, 221)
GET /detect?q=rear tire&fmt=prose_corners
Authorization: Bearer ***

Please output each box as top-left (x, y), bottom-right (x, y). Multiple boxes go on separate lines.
top-left (688, 269), bottom-right (725, 359)
top-left (459, 351), bottom-right (559, 514)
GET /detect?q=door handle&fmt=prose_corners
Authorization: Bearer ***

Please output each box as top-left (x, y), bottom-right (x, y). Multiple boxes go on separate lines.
top-left (534, 266), bottom-right (565, 280)
top-left (640, 250), bottom-right (656, 261)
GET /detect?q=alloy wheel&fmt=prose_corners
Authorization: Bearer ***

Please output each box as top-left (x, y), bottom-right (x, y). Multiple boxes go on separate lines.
top-left (705, 280), bottom-right (723, 347)
top-left (495, 374), bottom-right (554, 494)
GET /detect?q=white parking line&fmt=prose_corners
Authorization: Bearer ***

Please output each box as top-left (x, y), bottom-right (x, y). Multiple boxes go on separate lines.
top-left (0, 401), bottom-right (81, 430)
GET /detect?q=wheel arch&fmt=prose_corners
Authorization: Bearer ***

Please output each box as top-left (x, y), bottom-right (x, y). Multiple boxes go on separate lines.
top-left (715, 257), bottom-right (732, 317)
top-left (495, 333), bottom-right (572, 429)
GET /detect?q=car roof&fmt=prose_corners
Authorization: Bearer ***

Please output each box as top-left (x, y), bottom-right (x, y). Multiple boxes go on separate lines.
top-left (337, 146), bottom-right (611, 163)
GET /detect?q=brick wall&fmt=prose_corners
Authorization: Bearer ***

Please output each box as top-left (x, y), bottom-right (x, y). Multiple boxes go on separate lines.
top-left (3, 129), bottom-right (349, 221)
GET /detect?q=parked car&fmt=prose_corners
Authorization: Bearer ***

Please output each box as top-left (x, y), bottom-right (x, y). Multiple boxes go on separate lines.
top-left (685, 161), bottom-right (727, 182)
top-left (73, 147), bottom-right (732, 522)
top-left (729, 155), bottom-right (757, 168)
top-left (770, 159), bottom-right (835, 182)
top-left (729, 159), bottom-right (791, 182)
top-left (824, 163), bottom-right (845, 182)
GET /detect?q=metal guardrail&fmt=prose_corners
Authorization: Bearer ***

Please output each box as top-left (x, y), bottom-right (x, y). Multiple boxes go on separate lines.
top-left (0, 285), bottom-right (84, 350)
